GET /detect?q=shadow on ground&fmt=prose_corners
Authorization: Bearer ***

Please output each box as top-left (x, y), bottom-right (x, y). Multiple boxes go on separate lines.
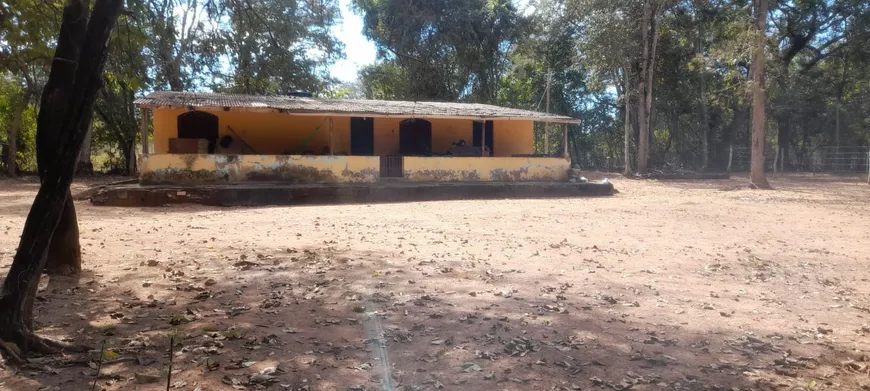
top-left (3, 242), bottom-right (863, 391)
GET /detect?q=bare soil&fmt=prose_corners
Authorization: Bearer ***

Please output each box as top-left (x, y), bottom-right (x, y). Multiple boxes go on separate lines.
top-left (1, 173), bottom-right (869, 391)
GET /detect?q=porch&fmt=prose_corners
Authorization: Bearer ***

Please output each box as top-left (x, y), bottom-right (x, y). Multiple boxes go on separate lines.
top-left (135, 91), bottom-right (580, 186)
top-left (138, 154), bottom-right (571, 185)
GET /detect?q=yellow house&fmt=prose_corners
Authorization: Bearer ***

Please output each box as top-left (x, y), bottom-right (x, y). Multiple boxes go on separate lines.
top-left (134, 91), bottom-right (579, 185)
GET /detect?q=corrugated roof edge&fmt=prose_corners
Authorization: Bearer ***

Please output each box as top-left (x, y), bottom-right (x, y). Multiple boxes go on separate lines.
top-left (133, 91), bottom-right (580, 124)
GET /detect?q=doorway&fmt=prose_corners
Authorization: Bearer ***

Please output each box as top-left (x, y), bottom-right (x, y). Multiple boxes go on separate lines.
top-left (399, 119), bottom-right (432, 156)
top-left (177, 111), bottom-right (219, 153)
top-left (350, 117), bottom-right (374, 155)
top-left (473, 120), bottom-right (494, 156)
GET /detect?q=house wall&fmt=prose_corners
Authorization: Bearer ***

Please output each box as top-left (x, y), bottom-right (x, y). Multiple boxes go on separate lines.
top-left (153, 108), bottom-right (351, 155)
top-left (151, 108), bottom-right (535, 157)
top-left (493, 120), bottom-right (534, 157)
top-left (403, 157), bottom-right (569, 182)
top-left (139, 154), bottom-right (379, 184)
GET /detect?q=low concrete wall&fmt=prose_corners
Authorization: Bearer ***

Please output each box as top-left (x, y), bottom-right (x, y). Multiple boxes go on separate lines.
top-left (403, 157), bottom-right (570, 182)
top-left (140, 154), bottom-right (379, 185)
top-left (91, 182), bottom-right (616, 207)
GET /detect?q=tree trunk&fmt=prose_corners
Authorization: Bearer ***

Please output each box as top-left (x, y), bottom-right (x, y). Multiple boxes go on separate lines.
top-left (76, 123), bottom-right (94, 175)
top-left (645, 3), bottom-right (660, 140)
top-left (696, 26), bottom-right (710, 170)
top-left (624, 67), bottom-right (633, 176)
top-left (0, 0), bottom-right (122, 353)
top-left (834, 59), bottom-right (847, 154)
top-left (36, 0), bottom-right (90, 276)
top-left (124, 139), bottom-right (137, 175)
top-left (724, 103), bottom-right (748, 168)
top-left (168, 63), bottom-right (184, 92)
top-left (44, 198), bottom-right (82, 275)
top-left (636, 0), bottom-right (652, 174)
top-left (750, 0), bottom-right (771, 189)
top-left (834, 101), bottom-right (839, 152)
top-left (5, 97), bottom-right (26, 176)
top-left (776, 114), bottom-right (791, 170)
top-left (636, 0), bottom-right (662, 174)
top-left (700, 65), bottom-right (709, 171)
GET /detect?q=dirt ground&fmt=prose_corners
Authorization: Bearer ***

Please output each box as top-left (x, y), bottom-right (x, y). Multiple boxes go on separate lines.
top-left (1, 173), bottom-right (870, 391)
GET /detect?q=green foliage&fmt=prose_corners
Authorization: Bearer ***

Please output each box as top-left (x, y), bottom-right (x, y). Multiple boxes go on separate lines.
top-left (216, 0), bottom-right (344, 94)
top-left (353, 0), bottom-right (527, 102)
top-left (1, 0), bottom-right (869, 175)
top-left (1, 0), bottom-right (345, 174)
top-left (0, 75), bottom-right (37, 173)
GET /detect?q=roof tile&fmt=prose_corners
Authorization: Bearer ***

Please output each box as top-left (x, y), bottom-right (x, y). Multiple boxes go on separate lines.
top-left (134, 91), bottom-right (579, 124)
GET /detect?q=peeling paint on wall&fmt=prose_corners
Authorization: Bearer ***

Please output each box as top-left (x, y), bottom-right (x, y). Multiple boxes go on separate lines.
top-left (140, 154), bottom-right (380, 185)
top-left (403, 157), bottom-right (569, 182)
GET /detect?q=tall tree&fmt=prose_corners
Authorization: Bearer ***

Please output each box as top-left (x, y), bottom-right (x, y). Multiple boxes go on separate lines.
top-left (0, 0), bottom-right (122, 352)
top-left (571, 0), bottom-right (666, 173)
top-left (0, 0), bottom-right (62, 175)
top-left (769, 0), bottom-right (869, 169)
top-left (623, 66), bottom-right (633, 175)
top-left (750, 0), bottom-right (770, 188)
top-left (499, 0), bottom-right (588, 156)
top-left (354, 0), bottom-right (525, 103)
top-left (636, 0), bottom-right (666, 173)
top-left (34, 0), bottom-right (91, 275)
top-left (94, 7), bottom-right (149, 175)
top-left (217, 0), bottom-right (343, 94)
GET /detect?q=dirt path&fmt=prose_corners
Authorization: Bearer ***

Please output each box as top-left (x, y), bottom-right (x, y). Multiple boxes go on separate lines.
top-left (1, 174), bottom-right (869, 391)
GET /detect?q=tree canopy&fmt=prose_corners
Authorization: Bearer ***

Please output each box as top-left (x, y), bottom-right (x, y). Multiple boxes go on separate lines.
top-left (2, 0), bottom-right (869, 174)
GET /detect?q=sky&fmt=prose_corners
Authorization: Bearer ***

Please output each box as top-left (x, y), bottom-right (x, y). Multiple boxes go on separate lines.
top-left (328, 0), bottom-right (535, 83)
top-left (329, 0), bottom-right (377, 83)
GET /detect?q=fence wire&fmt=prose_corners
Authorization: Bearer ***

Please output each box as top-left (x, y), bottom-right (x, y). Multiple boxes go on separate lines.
top-left (574, 145), bottom-right (870, 180)
top-left (810, 147), bottom-right (870, 173)
top-left (731, 146), bottom-right (870, 175)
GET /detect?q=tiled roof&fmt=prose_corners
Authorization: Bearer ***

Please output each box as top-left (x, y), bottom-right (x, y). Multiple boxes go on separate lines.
top-left (134, 91), bottom-right (579, 124)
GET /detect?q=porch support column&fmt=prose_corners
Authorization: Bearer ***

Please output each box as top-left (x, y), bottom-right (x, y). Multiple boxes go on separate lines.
top-left (328, 117), bottom-right (334, 156)
top-left (481, 120), bottom-right (487, 157)
top-left (544, 123), bottom-right (549, 155)
top-left (562, 123), bottom-right (569, 159)
top-left (140, 108), bottom-right (151, 155)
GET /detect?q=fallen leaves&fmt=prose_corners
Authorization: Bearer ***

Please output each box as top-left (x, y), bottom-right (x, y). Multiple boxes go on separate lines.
top-left (134, 372), bottom-right (161, 384)
top-left (460, 362), bottom-right (482, 373)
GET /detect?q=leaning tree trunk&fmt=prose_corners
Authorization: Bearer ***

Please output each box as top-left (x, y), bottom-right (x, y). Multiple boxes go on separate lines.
top-left (0, 0), bottom-right (122, 353)
top-left (44, 199), bottom-right (82, 275)
top-left (35, 0), bottom-right (90, 276)
top-left (76, 123), bottom-right (94, 175)
top-left (750, 0), bottom-right (771, 189)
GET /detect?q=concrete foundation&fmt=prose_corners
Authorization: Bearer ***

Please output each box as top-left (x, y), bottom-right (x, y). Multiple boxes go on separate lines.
top-left (89, 181), bottom-right (615, 207)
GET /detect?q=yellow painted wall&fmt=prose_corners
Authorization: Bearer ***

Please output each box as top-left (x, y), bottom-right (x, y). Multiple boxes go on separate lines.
top-left (139, 154), bottom-right (379, 184)
top-left (371, 118), bottom-right (534, 157)
top-left (151, 109), bottom-right (535, 157)
top-left (493, 120), bottom-right (534, 156)
top-left (403, 157), bottom-right (569, 182)
top-left (372, 118), bottom-right (474, 156)
top-left (372, 117), bottom-right (400, 156)
top-left (152, 108), bottom-right (351, 155)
